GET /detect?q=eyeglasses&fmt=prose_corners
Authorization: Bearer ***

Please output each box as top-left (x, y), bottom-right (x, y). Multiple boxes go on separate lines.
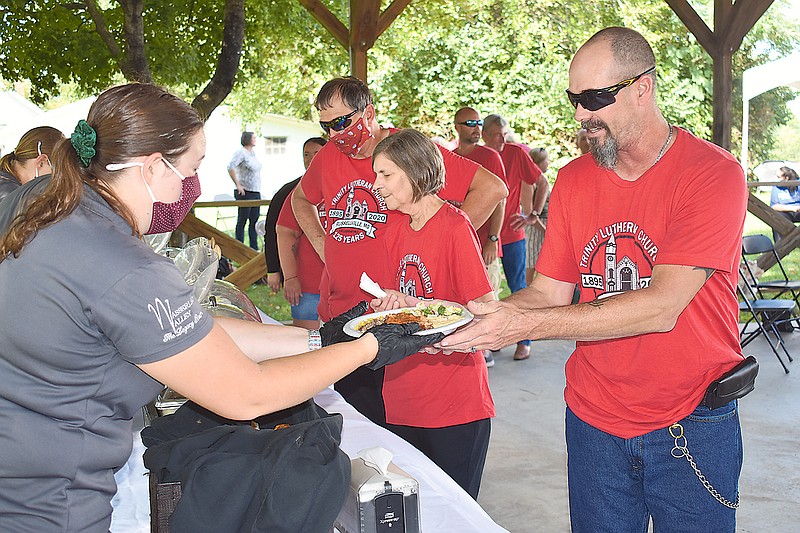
top-left (456, 119), bottom-right (483, 128)
top-left (566, 67), bottom-right (656, 112)
top-left (319, 109), bottom-right (359, 134)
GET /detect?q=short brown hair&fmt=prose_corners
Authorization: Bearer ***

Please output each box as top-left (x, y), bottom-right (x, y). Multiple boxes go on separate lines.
top-left (314, 77), bottom-right (372, 112)
top-left (1, 83), bottom-right (203, 259)
top-left (0, 126), bottom-right (65, 178)
top-left (373, 129), bottom-right (445, 202)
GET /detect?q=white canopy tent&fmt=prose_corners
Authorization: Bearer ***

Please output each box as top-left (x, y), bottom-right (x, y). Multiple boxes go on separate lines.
top-left (742, 53), bottom-right (800, 174)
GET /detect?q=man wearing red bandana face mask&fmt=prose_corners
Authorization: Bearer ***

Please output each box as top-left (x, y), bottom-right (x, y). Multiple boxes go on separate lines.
top-left (292, 77), bottom-right (508, 424)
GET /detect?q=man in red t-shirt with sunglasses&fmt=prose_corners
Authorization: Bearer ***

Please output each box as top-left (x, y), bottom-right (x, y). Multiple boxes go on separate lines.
top-left (442, 27), bottom-right (749, 532)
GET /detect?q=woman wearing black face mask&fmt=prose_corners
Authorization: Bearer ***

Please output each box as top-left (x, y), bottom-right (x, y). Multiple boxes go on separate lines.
top-left (0, 83), bottom-right (440, 533)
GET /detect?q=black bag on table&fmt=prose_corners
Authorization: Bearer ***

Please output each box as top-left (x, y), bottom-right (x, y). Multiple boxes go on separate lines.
top-left (142, 399), bottom-right (350, 533)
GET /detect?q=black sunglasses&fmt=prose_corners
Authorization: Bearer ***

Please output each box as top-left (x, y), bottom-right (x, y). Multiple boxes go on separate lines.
top-left (456, 119), bottom-right (483, 128)
top-left (319, 109), bottom-right (359, 134)
top-left (566, 67), bottom-right (656, 112)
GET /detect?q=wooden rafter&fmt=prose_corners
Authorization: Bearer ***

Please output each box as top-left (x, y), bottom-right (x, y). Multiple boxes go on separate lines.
top-left (665, 0), bottom-right (714, 53)
top-left (665, 0), bottom-right (776, 149)
top-left (298, 0), bottom-right (349, 48)
top-left (377, 0), bottom-right (413, 38)
top-left (298, 0), bottom-right (411, 82)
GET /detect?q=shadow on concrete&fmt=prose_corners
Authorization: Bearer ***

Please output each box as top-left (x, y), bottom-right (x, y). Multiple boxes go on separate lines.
top-left (478, 335), bottom-right (800, 532)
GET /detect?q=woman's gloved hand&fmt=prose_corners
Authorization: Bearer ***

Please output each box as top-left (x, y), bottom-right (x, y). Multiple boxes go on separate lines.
top-left (365, 323), bottom-right (445, 370)
top-left (319, 301), bottom-right (369, 346)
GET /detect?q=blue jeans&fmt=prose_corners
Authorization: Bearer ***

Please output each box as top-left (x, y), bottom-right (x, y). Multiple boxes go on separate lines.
top-left (565, 402), bottom-right (742, 533)
top-left (501, 238), bottom-right (530, 346)
top-left (291, 292), bottom-right (320, 321)
top-left (235, 189), bottom-right (261, 250)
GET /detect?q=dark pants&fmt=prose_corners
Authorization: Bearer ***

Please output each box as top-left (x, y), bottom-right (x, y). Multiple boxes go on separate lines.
top-left (385, 418), bottom-right (491, 499)
top-left (235, 189), bottom-right (261, 250)
top-left (334, 366), bottom-right (386, 426)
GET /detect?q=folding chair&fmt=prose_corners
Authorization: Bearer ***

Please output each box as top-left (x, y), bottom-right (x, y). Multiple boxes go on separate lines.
top-left (738, 266), bottom-right (795, 373)
top-left (741, 234), bottom-right (800, 316)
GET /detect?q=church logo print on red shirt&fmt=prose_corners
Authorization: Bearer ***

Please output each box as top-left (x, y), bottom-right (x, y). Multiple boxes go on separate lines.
top-left (579, 221), bottom-right (657, 299)
top-left (397, 254), bottom-right (435, 298)
top-left (326, 181), bottom-right (388, 244)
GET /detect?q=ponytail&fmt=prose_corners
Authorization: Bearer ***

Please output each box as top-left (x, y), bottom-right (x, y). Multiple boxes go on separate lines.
top-left (0, 84), bottom-right (201, 260)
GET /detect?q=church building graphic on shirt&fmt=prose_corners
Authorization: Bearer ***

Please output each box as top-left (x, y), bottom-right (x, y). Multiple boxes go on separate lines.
top-left (344, 188), bottom-right (369, 221)
top-left (603, 234), bottom-right (640, 293)
top-left (327, 182), bottom-right (388, 244)
top-left (580, 224), bottom-right (653, 299)
top-left (398, 254), bottom-right (434, 298)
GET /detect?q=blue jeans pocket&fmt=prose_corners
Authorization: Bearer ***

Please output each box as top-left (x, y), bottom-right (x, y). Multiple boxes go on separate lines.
top-left (686, 400), bottom-right (737, 423)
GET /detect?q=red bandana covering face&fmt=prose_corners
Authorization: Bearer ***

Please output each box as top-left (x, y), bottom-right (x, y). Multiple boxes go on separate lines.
top-left (333, 113), bottom-right (374, 158)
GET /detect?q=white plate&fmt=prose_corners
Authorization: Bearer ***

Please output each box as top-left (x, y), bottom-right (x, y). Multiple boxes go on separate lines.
top-left (343, 302), bottom-right (474, 337)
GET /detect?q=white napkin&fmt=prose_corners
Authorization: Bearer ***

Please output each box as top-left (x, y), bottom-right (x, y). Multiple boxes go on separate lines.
top-left (357, 446), bottom-right (393, 476)
top-left (360, 272), bottom-right (387, 298)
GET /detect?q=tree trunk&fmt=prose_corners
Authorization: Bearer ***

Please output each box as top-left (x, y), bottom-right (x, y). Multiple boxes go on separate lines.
top-left (191, 0), bottom-right (245, 121)
top-left (118, 0), bottom-right (153, 83)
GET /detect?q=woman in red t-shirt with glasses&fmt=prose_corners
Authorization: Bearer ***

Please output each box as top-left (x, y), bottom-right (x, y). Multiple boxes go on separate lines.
top-left (367, 129), bottom-right (496, 499)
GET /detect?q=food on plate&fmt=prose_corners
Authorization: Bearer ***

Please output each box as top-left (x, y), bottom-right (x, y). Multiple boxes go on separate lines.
top-left (354, 302), bottom-right (465, 333)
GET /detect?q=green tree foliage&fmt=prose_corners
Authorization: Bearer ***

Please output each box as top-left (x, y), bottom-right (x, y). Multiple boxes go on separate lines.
top-left (1, 0), bottom-right (797, 165)
top-left (0, 0), bottom-right (244, 118)
top-left (362, 0), bottom-right (799, 165)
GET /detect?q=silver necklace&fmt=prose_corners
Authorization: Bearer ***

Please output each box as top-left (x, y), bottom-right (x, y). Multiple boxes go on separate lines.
top-left (654, 123), bottom-right (673, 165)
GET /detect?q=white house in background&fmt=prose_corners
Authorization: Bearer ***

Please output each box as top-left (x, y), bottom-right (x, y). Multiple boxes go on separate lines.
top-left (0, 90), bottom-right (323, 202)
top-left (205, 108), bottom-right (323, 202)
top-left (0, 91), bottom-right (45, 155)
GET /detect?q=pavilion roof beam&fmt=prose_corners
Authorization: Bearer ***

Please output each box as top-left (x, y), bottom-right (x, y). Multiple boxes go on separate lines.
top-left (665, 0), bottom-right (715, 54)
top-left (725, 0), bottom-right (773, 51)
top-left (299, 0), bottom-right (412, 83)
top-left (377, 0), bottom-right (413, 38)
top-left (298, 0), bottom-right (349, 48)
top-left (665, 0), bottom-right (776, 150)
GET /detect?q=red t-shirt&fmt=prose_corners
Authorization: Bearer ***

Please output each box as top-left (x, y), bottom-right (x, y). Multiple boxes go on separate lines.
top-left (498, 143), bottom-right (541, 244)
top-left (368, 202), bottom-right (495, 428)
top-left (536, 127), bottom-right (747, 438)
top-left (276, 187), bottom-right (325, 294)
top-left (300, 131), bottom-right (479, 320)
top-left (459, 144), bottom-right (508, 249)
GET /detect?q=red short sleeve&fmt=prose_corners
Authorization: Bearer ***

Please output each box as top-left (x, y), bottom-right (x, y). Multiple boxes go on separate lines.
top-left (438, 145), bottom-right (479, 203)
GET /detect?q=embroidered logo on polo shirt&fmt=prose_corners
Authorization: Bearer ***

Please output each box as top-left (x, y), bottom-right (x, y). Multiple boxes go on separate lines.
top-left (327, 181), bottom-right (387, 244)
top-left (148, 295), bottom-right (204, 343)
top-left (579, 221), bottom-right (656, 299)
top-left (397, 254), bottom-right (434, 298)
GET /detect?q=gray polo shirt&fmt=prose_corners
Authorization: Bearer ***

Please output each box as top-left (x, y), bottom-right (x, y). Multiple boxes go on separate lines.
top-left (0, 186), bottom-right (213, 531)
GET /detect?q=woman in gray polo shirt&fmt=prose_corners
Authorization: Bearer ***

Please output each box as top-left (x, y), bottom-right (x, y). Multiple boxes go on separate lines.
top-left (0, 83), bottom-right (438, 532)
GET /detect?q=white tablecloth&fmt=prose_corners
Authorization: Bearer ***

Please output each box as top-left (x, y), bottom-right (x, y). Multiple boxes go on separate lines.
top-left (110, 387), bottom-right (507, 532)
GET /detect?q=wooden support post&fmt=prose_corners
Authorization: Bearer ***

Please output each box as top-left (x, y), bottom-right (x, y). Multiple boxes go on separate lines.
top-left (299, 0), bottom-right (411, 84)
top-left (711, 50), bottom-right (733, 150)
top-left (665, 0), bottom-right (776, 150)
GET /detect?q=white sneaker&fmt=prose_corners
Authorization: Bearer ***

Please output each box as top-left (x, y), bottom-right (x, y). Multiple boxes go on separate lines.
top-left (484, 351), bottom-right (495, 368)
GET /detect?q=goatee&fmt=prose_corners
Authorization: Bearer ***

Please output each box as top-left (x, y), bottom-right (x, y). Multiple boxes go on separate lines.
top-left (582, 120), bottom-right (617, 170)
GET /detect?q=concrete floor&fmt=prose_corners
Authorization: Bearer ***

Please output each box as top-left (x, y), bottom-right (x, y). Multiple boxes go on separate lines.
top-left (476, 335), bottom-right (800, 533)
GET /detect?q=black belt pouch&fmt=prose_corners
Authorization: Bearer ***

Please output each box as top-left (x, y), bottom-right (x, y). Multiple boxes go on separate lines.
top-left (702, 355), bottom-right (759, 410)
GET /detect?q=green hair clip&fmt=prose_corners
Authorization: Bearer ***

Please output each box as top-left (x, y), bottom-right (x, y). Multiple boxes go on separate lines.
top-left (70, 119), bottom-right (97, 167)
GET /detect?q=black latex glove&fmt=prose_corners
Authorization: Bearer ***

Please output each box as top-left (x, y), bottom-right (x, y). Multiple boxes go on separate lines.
top-left (319, 301), bottom-right (370, 346)
top-left (365, 322), bottom-right (445, 370)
